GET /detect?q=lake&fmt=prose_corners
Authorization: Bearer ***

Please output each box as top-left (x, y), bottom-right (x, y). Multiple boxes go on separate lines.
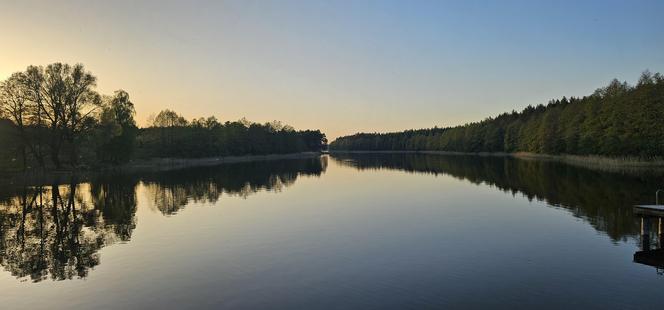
top-left (1, 153), bottom-right (663, 309)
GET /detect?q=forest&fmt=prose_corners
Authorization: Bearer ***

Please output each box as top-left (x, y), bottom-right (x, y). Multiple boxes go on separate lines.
top-left (0, 63), bottom-right (327, 171)
top-left (330, 71), bottom-right (664, 158)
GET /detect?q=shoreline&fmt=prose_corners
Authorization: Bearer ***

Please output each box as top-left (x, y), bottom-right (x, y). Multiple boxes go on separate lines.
top-left (120, 151), bottom-right (322, 172)
top-left (0, 152), bottom-right (323, 187)
top-left (329, 150), bottom-right (664, 172)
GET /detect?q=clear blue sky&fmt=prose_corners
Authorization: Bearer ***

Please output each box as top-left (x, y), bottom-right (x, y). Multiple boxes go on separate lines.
top-left (1, 0), bottom-right (663, 139)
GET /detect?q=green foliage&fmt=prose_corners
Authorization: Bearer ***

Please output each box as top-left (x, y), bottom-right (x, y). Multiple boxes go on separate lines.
top-left (331, 71), bottom-right (664, 157)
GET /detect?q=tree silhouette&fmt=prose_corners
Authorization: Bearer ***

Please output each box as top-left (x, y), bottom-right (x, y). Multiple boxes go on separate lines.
top-left (95, 90), bottom-right (138, 163)
top-left (1, 63), bottom-right (328, 171)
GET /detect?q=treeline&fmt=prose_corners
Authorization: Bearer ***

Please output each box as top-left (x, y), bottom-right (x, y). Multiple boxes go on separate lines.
top-left (0, 63), bottom-right (326, 171)
top-left (331, 71), bottom-right (664, 157)
top-left (135, 110), bottom-right (326, 159)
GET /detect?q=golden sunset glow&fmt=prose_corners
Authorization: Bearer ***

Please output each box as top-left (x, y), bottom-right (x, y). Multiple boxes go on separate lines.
top-left (1, 1), bottom-right (663, 140)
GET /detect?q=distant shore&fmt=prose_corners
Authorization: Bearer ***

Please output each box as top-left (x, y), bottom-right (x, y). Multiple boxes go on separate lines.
top-left (329, 150), bottom-right (664, 172)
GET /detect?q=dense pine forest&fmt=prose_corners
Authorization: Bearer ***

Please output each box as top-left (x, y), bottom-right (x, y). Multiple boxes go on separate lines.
top-left (331, 71), bottom-right (664, 158)
top-left (0, 63), bottom-right (326, 171)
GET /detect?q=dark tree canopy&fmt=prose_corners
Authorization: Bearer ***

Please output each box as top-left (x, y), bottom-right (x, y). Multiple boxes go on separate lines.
top-left (136, 112), bottom-right (326, 159)
top-left (0, 63), bottom-right (327, 171)
top-left (95, 90), bottom-right (139, 164)
top-left (0, 63), bottom-right (102, 169)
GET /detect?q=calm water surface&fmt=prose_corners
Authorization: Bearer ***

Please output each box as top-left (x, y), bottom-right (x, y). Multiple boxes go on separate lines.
top-left (1, 154), bottom-right (663, 309)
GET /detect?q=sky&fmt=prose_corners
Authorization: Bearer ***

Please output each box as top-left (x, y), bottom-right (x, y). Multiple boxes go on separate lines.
top-left (1, 0), bottom-right (663, 140)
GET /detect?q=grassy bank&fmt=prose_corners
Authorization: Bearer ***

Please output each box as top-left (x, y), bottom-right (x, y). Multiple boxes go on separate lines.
top-left (510, 152), bottom-right (664, 172)
top-left (330, 150), bottom-right (664, 173)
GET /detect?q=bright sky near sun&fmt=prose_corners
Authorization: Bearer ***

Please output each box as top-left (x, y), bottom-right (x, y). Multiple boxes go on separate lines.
top-left (1, 0), bottom-right (663, 140)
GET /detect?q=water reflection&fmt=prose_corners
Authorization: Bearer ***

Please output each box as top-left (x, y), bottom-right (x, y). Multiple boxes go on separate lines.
top-left (0, 179), bottom-right (114, 282)
top-left (331, 153), bottom-right (664, 242)
top-left (142, 157), bottom-right (327, 215)
top-left (0, 157), bottom-right (326, 281)
top-left (634, 216), bottom-right (664, 275)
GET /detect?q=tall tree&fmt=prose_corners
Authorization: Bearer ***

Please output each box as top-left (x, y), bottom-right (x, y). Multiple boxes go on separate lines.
top-left (0, 73), bottom-right (31, 169)
top-left (95, 90), bottom-right (138, 163)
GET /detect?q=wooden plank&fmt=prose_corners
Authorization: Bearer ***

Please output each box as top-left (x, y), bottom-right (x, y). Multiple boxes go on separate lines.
top-left (634, 205), bottom-right (664, 217)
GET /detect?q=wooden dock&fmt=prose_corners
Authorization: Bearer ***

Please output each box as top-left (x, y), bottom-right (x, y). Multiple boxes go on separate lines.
top-left (634, 205), bottom-right (664, 217)
top-left (633, 203), bottom-right (664, 273)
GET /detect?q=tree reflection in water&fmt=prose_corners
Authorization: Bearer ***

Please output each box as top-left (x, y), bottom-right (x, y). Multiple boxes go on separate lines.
top-left (0, 157), bottom-right (326, 281)
top-left (331, 153), bottom-right (664, 242)
top-left (142, 156), bottom-right (327, 215)
top-left (0, 179), bottom-right (122, 282)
